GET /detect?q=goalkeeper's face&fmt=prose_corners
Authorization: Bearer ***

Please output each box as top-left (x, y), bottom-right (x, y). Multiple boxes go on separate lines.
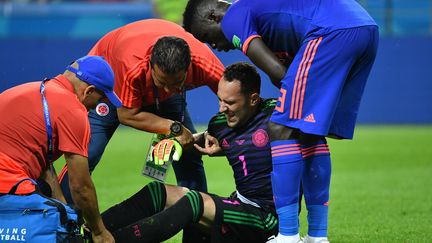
top-left (217, 79), bottom-right (258, 128)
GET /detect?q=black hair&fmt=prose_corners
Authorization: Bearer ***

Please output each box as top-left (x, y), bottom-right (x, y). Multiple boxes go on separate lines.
top-left (183, 0), bottom-right (214, 32)
top-left (223, 62), bottom-right (261, 95)
top-left (150, 36), bottom-right (191, 74)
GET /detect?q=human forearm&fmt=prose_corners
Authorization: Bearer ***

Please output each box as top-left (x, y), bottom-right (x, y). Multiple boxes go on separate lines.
top-left (40, 166), bottom-right (66, 203)
top-left (70, 180), bottom-right (105, 233)
top-left (64, 153), bottom-right (107, 235)
top-left (70, 179), bottom-right (114, 242)
top-left (118, 107), bottom-right (172, 134)
top-left (246, 38), bottom-right (287, 86)
top-left (118, 106), bottom-right (194, 147)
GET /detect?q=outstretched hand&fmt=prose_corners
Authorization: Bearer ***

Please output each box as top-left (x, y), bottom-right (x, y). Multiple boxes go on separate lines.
top-left (194, 132), bottom-right (222, 156)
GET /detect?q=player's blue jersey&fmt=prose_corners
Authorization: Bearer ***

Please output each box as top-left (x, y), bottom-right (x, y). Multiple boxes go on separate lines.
top-left (208, 99), bottom-right (276, 207)
top-left (221, 0), bottom-right (377, 65)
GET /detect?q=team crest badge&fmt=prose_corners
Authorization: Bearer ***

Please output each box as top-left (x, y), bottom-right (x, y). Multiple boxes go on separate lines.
top-left (96, 103), bottom-right (109, 116)
top-left (252, 129), bottom-right (269, 147)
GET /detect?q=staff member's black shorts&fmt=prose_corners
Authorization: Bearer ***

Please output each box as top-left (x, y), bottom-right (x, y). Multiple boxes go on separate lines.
top-left (207, 192), bottom-right (278, 243)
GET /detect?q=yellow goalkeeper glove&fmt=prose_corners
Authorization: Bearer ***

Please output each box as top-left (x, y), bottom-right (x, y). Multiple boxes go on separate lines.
top-left (150, 138), bottom-right (183, 165)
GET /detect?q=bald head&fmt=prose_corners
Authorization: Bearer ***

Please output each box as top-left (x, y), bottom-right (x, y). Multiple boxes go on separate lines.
top-left (183, 0), bottom-right (234, 52)
top-left (183, 0), bottom-right (231, 32)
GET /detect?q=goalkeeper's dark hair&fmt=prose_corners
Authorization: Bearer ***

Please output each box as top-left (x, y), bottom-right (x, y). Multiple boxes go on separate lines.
top-left (183, 0), bottom-right (215, 32)
top-left (151, 36), bottom-right (191, 74)
top-left (223, 62), bottom-right (261, 95)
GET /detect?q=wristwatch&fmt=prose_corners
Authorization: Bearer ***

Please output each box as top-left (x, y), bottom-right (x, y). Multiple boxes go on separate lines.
top-left (170, 121), bottom-right (182, 136)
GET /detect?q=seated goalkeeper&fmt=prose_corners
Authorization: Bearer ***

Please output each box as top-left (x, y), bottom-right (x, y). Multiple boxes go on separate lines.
top-left (101, 62), bottom-right (279, 243)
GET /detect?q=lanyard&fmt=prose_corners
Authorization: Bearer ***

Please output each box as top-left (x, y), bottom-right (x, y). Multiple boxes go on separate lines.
top-left (152, 83), bottom-right (186, 123)
top-left (40, 78), bottom-right (58, 196)
top-left (40, 78), bottom-right (53, 163)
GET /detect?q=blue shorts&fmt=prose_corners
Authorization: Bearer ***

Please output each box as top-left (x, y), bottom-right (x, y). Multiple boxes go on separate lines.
top-left (271, 25), bottom-right (379, 139)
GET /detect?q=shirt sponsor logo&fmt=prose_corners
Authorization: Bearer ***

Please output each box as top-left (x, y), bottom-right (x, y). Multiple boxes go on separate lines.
top-left (252, 129), bottom-right (269, 147)
top-left (232, 35), bottom-right (242, 49)
top-left (96, 103), bottom-right (110, 116)
top-left (0, 227), bottom-right (26, 241)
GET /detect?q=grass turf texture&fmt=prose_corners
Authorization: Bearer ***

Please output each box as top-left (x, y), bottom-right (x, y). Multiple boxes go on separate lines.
top-left (55, 125), bottom-right (432, 242)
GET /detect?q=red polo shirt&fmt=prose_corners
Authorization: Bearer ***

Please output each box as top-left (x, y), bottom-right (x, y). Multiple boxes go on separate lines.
top-left (0, 75), bottom-right (90, 194)
top-left (88, 19), bottom-right (224, 108)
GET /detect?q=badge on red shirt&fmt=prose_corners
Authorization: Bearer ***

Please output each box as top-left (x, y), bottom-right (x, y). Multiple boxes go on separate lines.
top-left (96, 103), bottom-right (109, 116)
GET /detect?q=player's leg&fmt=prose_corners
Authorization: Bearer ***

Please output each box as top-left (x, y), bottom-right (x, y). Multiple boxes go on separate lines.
top-left (269, 36), bottom-right (330, 242)
top-left (111, 190), bottom-right (212, 242)
top-left (268, 122), bottom-right (303, 242)
top-left (297, 26), bottom-right (377, 242)
top-left (101, 182), bottom-right (193, 232)
top-left (300, 135), bottom-right (331, 241)
top-left (159, 94), bottom-right (208, 192)
top-left (270, 35), bottom-right (339, 242)
top-left (269, 29), bottom-right (365, 240)
top-left (327, 25), bottom-right (379, 140)
top-left (59, 101), bottom-right (119, 204)
top-left (158, 94), bottom-right (209, 242)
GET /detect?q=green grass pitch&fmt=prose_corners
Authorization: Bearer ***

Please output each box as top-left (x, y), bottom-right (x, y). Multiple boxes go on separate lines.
top-left (56, 125), bottom-right (432, 242)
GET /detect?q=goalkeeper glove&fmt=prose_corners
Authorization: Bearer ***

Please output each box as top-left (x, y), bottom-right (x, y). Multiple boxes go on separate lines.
top-left (150, 139), bottom-right (183, 165)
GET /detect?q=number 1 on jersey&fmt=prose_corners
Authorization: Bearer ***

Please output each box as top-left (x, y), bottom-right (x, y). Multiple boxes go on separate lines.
top-left (239, 155), bottom-right (248, 176)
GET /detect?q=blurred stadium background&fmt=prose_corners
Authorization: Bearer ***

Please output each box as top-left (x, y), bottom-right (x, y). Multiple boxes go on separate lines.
top-left (1, 0), bottom-right (431, 242)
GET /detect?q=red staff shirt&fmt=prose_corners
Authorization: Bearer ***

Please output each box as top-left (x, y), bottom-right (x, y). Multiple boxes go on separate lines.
top-left (89, 19), bottom-right (224, 108)
top-left (0, 75), bottom-right (90, 194)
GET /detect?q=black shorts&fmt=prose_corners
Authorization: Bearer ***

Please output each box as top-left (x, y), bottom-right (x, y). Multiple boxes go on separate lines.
top-left (208, 192), bottom-right (278, 243)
